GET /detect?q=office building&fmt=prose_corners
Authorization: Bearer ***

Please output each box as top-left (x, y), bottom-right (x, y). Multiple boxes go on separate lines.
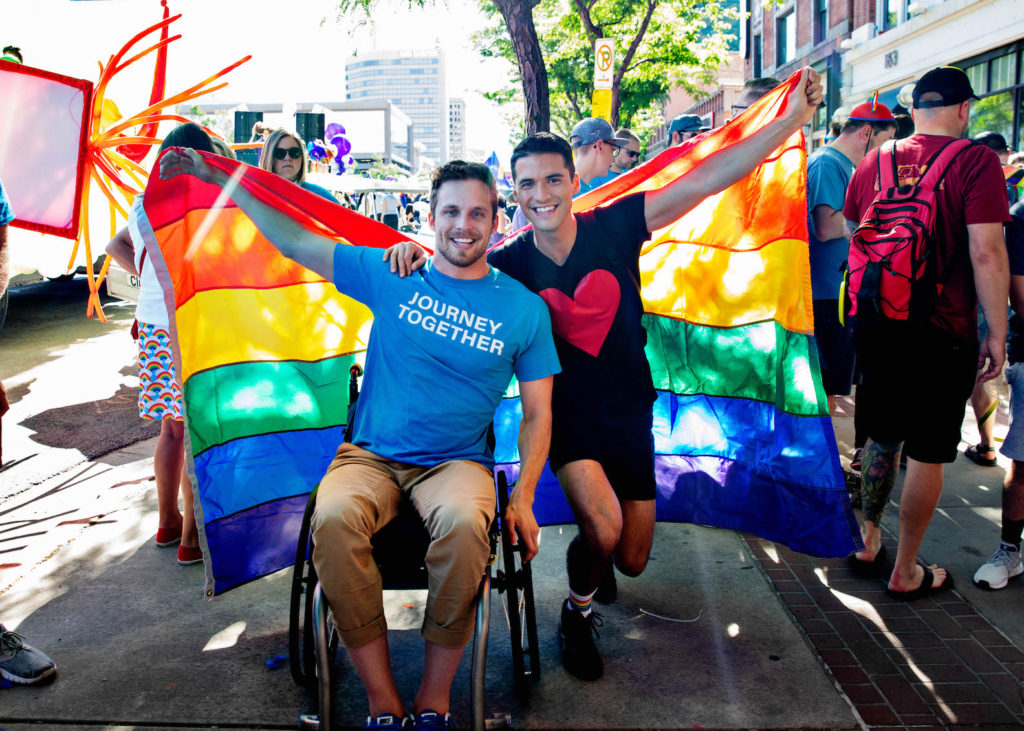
top-left (346, 49), bottom-right (448, 162)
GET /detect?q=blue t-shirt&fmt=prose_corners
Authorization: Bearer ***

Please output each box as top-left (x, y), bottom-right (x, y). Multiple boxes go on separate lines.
top-left (0, 175), bottom-right (14, 225)
top-left (581, 170), bottom-right (619, 194)
top-left (333, 245), bottom-right (560, 467)
top-left (301, 181), bottom-right (339, 203)
top-left (806, 145), bottom-right (855, 300)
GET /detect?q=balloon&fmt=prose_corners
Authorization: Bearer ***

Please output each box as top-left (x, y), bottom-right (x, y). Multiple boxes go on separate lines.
top-left (325, 122), bottom-right (346, 139)
top-left (331, 135), bottom-right (352, 157)
top-left (307, 139), bottom-right (327, 162)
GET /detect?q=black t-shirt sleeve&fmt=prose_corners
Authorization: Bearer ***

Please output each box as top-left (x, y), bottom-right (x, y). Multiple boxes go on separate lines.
top-left (592, 192), bottom-right (650, 256)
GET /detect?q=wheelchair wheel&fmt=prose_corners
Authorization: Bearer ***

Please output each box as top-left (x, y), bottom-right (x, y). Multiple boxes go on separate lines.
top-left (289, 486), bottom-right (320, 690)
top-left (495, 472), bottom-right (541, 690)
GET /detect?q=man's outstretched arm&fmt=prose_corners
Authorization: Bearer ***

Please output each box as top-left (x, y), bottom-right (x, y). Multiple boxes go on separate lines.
top-left (502, 375), bottom-right (553, 562)
top-left (644, 67), bottom-right (823, 233)
top-left (159, 149), bottom-right (336, 281)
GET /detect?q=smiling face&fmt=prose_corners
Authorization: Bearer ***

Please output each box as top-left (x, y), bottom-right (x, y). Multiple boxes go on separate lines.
top-left (272, 136), bottom-right (304, 181)
top-left (428, 178), bottom-right (496, 279)
top-left (512, 152), bottom-right (578, 235)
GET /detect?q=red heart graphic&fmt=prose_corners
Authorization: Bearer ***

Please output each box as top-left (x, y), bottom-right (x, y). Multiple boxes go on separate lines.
top-left (539, 269), bottom-right (620, 357)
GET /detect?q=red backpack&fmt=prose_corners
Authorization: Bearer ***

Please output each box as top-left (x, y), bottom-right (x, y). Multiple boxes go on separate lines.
top-left (844, 138), bottom-right (973, 322)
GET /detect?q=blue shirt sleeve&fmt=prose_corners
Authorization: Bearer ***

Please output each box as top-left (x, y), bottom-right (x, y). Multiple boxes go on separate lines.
top-left (332, 244), bottom-right (385, 307)
top-left (513, 299), bottom-right (560, 383)
top-left (0, 176), bottom-right (14, 226)
top-left (300, 181), bottom-right (339, 203)
top-left (807, 153), bottom-right (849, 213)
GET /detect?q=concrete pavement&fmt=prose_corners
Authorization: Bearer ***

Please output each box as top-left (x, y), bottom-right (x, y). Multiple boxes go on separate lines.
top-left (2, 368), bottom-right (1024, 728)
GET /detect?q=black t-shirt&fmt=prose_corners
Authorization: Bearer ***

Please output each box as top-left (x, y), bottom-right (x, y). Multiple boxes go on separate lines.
top-left (1006, 200), bottom-right (1024, 364)
top-left (487, 192), bottom-right (655, 418)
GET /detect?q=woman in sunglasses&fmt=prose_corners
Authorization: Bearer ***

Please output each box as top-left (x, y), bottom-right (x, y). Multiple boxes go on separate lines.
top-left (259, 128), bottom-right (338, 203)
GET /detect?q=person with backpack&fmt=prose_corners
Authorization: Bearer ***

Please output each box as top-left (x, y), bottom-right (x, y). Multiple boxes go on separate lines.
top-left (842, 66), bottom-right (1011, 599)
top-left (806, 100), bottom-right (896, 418)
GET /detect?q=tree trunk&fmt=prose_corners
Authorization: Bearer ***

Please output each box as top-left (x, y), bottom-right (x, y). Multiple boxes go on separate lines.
top-left (492, 0), bottom-right (550, 133)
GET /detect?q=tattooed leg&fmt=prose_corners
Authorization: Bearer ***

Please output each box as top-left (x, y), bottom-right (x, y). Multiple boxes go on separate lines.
top-left (854, 438), bottom-right (902, 560)
top-left (862, 439), bottom-right (902, 524)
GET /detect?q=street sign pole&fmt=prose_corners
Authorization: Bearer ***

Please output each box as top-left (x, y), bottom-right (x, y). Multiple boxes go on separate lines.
top-left (592, 38), bottom-right (614, 122)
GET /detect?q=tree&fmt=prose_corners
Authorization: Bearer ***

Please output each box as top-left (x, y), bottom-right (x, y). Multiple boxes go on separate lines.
top-left (339, 0), bottom-right (551, 133)
top-left (479, 0), bottom-right (737, 140)
top-left (337, 0), bottom-right (735, 138)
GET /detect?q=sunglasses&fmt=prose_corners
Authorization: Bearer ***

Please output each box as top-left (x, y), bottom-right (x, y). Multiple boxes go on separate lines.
top-left (273, 147), bottom-right (303, 160)
top-left (622, 149), bottom-right (640, 158)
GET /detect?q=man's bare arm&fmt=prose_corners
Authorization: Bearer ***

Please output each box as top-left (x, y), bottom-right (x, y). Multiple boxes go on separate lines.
top-left (502, 375), bottom-right (553, 562)
top-left (811, 204), bottom-right (846, 241)
top-left (159, 149), bottom-right (336, 280)
top-left (969, 221), bottom-right (1010, 382)
top-left (644, 68), bottom-right (823, 233)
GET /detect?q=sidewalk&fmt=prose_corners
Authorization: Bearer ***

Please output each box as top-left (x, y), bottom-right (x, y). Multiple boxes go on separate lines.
top-left (0, 393), bottom-right (1022, 729)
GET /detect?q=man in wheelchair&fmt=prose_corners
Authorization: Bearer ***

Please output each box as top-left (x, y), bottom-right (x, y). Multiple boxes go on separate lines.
top-left (160, 153), bottom-right (558, 731)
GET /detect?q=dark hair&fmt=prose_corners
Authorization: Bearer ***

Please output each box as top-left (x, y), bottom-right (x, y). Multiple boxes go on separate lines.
top-left (2, 46), bottom-right (22, 63)
top-left (743, 77), bottom-right (782, 98)
top-left (840, 118), bottom-right (897, 136)
top-left (510, 133), bottom-right (575, 182)
top-left (159, 122), bottom-right (214, 154)
top-left (894, 114), bottom-right (914, 140)
top-left (429, 160), bottom-right (497, 217)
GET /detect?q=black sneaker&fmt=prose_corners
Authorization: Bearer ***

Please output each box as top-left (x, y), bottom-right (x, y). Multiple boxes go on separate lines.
top-left (594, 563), bottom-right (617, 603)
top-left (557, 602), bottom-right (603, 680)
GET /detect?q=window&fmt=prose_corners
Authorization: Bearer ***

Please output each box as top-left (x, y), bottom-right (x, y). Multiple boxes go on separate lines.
top-left (753, 34), bottom-right (762, 77)
top-left (966, 63), bottom-right (988, 96)
top-left (776, 11), bottom-right (795, 67)
top-left (992, 52), bottom-right (1017, 91)
top-left (814, 0), bottom-right (828, 45)
top-left (881, 0), bottom-right (899, 30)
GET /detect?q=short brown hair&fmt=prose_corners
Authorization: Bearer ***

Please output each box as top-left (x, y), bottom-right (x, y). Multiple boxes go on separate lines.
top-left (429, 160), bottom-right (498, 217)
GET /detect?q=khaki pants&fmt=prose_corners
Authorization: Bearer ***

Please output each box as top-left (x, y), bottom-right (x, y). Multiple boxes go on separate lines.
top-left (311, 443), bottom-right (495, 650)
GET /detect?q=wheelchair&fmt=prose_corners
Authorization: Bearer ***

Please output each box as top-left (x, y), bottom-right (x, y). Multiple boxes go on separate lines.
top-left (289, 468), bottom-right (540, 730)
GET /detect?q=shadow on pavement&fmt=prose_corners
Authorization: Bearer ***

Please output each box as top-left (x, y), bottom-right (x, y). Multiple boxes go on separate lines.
top-left (18, 384), bottom-right (159, 460)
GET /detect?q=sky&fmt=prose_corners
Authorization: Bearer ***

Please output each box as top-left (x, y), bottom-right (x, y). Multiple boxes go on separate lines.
top-left (0, 0), bottom-right (519, 161)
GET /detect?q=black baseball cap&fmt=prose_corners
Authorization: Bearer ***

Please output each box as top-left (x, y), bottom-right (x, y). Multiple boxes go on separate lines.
top-left (912, 66), bottom-right (979, 109)
top-left (972, 131), bottom-right (1010, 151)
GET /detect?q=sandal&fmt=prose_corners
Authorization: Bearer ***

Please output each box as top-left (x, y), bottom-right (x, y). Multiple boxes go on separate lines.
top-left (965, 443), bottom-right (997, 467)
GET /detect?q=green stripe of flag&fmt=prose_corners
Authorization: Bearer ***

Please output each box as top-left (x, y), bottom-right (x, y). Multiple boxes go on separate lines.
top-left (185, 354), bottom-right (361, 456)
top-left (643, 315), bottom-right (827, 417)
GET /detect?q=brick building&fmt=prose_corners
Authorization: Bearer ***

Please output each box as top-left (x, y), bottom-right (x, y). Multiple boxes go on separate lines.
top-left (744, 0), bottom-right (875, 147)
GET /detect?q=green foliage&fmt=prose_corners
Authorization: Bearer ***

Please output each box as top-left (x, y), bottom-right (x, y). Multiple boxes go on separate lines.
top-left (366, 154), bottom-right (408, 180)
top-left (475, 0), bottom-right (737, 134)
top-left (969, 93), bottom-right (1014, 142)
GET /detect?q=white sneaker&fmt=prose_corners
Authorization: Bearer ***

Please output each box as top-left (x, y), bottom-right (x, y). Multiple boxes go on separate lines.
top-left (974, 542), bottom-right (1024, 590)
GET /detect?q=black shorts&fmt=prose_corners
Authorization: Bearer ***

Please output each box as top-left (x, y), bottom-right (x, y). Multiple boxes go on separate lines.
top-left (549, 407), bottom-right (656, 501)
top-left (853, 319), bottom-right (977, 463)
top-left (813, 299), bottom-right (856, 396)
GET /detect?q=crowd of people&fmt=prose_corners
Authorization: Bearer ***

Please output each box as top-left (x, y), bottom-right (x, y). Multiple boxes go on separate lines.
top-left (2, 59), bottom-right (1023, 731)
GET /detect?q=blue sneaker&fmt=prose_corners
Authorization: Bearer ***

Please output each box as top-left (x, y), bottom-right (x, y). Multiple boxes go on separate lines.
top-left (363, 712), bottom-right (409, 730)
top-left (411, 709), bottom-right (456, 730)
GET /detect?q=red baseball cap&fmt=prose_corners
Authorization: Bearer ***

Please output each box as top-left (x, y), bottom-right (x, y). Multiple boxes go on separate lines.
top-left (847, 100), bottom-right (895, 122)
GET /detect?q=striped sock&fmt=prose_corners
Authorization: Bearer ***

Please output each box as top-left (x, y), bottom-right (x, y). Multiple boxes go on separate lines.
top-left (567, 588), bottom-right (596, 617)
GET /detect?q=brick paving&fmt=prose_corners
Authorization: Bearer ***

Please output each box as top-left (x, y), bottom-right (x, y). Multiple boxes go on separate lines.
top-left (744, 532), bottom-right (1024, 729)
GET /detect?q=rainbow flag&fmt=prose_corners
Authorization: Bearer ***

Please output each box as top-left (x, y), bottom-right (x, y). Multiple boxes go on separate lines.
top-left (140, 73), bottom-right (859, 597)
